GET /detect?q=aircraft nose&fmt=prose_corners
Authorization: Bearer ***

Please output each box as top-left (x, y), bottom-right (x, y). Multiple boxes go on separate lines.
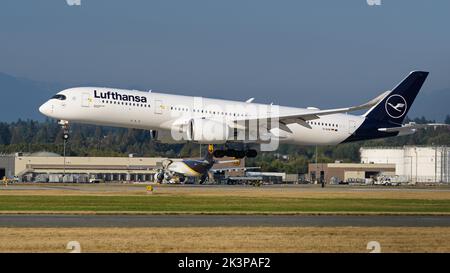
top-left (39, 102), bottom-right (52, 116)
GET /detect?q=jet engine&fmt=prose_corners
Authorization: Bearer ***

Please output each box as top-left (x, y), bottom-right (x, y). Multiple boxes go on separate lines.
top-left (163, 172), bottom-right (172, 181)
top-left (154, 171), bottom-right (164, 183)
top-left (186, 119), bottom-right (231, 144)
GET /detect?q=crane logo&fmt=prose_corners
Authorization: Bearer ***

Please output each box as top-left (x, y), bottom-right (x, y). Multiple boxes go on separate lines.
top-left (66, 0), bottom-right (81, 6)
top-left (367, 0), bottom-right (382, 6)
top-left (385, 94), bottom-right (407, 119)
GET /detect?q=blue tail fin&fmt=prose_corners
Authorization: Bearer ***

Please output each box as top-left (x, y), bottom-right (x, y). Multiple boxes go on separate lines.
top-left (363, 71), bottom-right (429, 124)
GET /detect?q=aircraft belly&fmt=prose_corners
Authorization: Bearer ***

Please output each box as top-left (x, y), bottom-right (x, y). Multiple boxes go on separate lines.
top-left (280, 123), bottom-right (349, 146)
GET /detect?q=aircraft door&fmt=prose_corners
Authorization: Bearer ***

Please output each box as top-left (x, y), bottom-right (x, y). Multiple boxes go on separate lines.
top-left (154, 99), bottom-right (163, 114)
top-left (81, 93), bottom-right (91, 107)
top-left (348, 120), bottom-right (357, 134)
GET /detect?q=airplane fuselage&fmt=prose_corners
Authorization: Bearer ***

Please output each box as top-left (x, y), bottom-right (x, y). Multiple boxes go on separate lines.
top-left (40, 87), bottom-right (374, 146)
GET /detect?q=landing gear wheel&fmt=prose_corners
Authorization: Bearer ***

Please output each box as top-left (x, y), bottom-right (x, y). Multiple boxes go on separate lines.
top-left (225, 149), bottom-right (236, 158)
top-left (199, 175), bottom-right (208, 184)
top-left (246, 149), bottom-right (257, 158)
top-left (225, 149), bottom-right (245, 159)
top-left (235, 150), bottom-right (246, 159)
top-left (213, 150), bottom-right (225, 158)
top-left (155, 172), bottom-right (164, 183)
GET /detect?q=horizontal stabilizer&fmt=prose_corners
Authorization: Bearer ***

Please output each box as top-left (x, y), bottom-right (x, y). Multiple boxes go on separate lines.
top-left (378, 122), bottom-right (449, 133)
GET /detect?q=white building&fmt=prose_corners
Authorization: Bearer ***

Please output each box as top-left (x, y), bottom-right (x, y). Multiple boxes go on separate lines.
top-left (360, 146), bottom-right (450, 183)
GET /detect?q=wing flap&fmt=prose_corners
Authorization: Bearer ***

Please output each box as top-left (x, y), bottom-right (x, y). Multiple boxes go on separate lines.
top-left (230, 90), bottom-right (388, 132)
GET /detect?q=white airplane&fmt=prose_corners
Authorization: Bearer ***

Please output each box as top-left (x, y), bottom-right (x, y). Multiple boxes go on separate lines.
top-left (39, 71), bottom-right (448, 158)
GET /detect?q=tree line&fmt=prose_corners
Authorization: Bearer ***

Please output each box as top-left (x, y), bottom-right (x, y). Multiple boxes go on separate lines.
top-left (0, 115), bottom-right (449, 174)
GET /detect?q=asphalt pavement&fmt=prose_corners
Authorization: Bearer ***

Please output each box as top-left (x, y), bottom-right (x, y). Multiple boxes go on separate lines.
top-left (1, 214), bottom-right (449, 228)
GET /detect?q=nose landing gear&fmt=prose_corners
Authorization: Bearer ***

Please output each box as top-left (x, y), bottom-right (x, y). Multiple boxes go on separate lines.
top-left (58, 120), bottom-right (70, 140)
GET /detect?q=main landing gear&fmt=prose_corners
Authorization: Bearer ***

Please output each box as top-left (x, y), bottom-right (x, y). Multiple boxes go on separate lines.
top-left (213, 149), bottom-right (257, 159)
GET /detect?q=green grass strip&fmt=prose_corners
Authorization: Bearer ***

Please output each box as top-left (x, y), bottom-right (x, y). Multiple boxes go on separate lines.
top-left (0, 195), bottom-right (449, 213)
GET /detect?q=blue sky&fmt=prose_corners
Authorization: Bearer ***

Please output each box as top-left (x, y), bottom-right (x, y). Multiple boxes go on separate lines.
top-left (1, 0), bottom-right (449, 110)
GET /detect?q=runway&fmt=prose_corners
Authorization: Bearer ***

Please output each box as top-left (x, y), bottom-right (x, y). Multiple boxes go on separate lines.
top-left (1, 215), bottom-right (450, 228)
top-left (4, 183), bottom-right (450, 193)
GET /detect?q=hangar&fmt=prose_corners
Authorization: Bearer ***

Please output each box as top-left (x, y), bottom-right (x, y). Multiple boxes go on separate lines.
top-left (360, 146), bottom-right (450, 183)
top-left (309, 146), bottom-right (449, 184)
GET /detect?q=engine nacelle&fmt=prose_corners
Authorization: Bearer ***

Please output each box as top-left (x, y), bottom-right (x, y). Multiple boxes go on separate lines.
top-left (187, 119), bottom-right (231, 144)
top-left (149, 130), bottom-right (187, 144)
top-left (163, 172), bottom-right (172, 181)
top-left (154, 172), bottom-right (164, 183)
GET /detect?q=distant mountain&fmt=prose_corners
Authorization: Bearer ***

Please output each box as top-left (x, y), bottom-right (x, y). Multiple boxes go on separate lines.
top-left (0, 72), bottom-right (65, 121)
top-left (0, 72), bottom-right (448, 122)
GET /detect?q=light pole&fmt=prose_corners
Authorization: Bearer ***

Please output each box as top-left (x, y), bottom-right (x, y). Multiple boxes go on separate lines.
top-left (63, 138), bottom-right (66, 178)
top-left (315, 145), bottom-right (320, 185)
top-left (405, 155), bottom-right (413, 184)
top-left (59, 120), bottom-right (70, 182)
top-left (62, 132), bottom-right (69, 181)
top-left (415, 147), bottom-right (418, 183)
top-left (434, 144), bottom-right (437, 183)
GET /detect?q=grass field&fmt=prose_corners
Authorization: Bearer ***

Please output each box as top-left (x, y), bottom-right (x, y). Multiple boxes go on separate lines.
top-left (1, 227), bottom-right (449, 253)
top-left (3, 184), bottom-right (450, 199)
top-left (0, 194), bottom-right (450, 214)
top-left (1, 185), bottom-right (449, 253)
top-left (1, 185), bottom-right (450, 214)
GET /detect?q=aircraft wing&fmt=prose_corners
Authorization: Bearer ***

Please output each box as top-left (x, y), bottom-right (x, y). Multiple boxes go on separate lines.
top-left (214, 159), bottom-right (241, 165)
top-left (378, 122), bottom-right (450, 133)
top-left (230, 91), bottom-right (390, 133)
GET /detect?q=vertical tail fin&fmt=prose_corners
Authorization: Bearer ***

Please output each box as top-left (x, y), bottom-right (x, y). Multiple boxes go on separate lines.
top-left (203, 144), bottom-right (215, 164)
top-left (363, 71), bottom-right (429, 124)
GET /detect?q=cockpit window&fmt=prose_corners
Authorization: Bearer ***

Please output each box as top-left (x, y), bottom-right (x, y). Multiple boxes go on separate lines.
top-left (52, 94), bottom-right (67, 100)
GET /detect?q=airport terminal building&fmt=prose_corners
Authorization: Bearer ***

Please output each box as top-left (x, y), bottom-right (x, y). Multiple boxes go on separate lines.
top-left (0, 152), bottom-right (166, 183)
top-left (0, 152), bottom-right (246, 183)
